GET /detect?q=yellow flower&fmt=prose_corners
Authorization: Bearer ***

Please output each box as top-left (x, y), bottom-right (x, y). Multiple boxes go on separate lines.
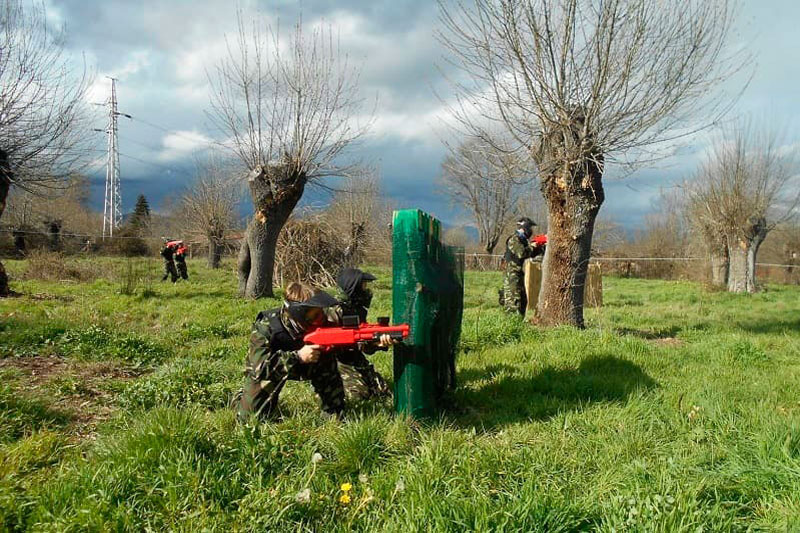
top-left (340, 482), bottom-right (352, 492)
top-left (339, 493), bottom-right (351, 505)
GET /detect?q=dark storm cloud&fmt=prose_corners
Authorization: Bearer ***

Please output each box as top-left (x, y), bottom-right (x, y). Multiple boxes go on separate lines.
top-left (47, 0), bottom-right (800, 229)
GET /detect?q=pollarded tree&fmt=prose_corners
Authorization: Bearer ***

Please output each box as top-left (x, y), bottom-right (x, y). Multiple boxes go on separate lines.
top-left (178, 156), bottom-right (240, 269)
top-left (323, 169), bottom-right (388, 268)
top-left (208, 13), bottom-right (369, 298)
top-left (439, 135), bottom-right (531, 254)
top-left (0, 0), bottom-right (90, 294)
top-left (688, 124), bottom-right (798, 293)
top-left (438, 0), bottom-right (741, 326)
top-left (687, 197), bottom-right (729, 288)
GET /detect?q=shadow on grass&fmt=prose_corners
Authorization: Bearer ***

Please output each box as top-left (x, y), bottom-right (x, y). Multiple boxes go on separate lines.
top-left (735, 317), bottom-right (800, 335)
top-left (0, 388), bottom-right (73, 443)
top-left (159, 288), bottom-right (236, 299)
top-left (616, 325), bottom-right (682, 340)
top-left (447, 356), bottom-right (657, 430)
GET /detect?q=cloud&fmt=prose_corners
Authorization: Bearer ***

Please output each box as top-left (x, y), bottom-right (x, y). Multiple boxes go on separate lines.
top-left (49, 0), bottom-right (800, 227)
top-left (157, 131), bottom-right (215, 161)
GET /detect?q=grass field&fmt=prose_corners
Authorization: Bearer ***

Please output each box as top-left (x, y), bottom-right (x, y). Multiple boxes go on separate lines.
top-left (1, 257), bottom-right (799, 531)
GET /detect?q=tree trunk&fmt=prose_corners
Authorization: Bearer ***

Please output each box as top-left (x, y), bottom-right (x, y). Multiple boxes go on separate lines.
top-left (709, 237), bottom-right (729, 287)
top-left (237, 165), bottom-right (305, 299)
top-left (207, 237), bottom-right (222, 269)
top-left (745, 220), bottom-right (768, 293)
top-left (237, 236), bottom-right (251, 297)
top-left (0, 150), bottom-right (10, 296)
top-left (727, 239), bottom-right (750, 293)
top-left (710, 251), bottom-right (729, 287)
top-left (485, 236), bottom-right (498, 255)
top-left (536, 159), bottom-right (604, 328)
top-left (727, 218), bottom-right (767, 294)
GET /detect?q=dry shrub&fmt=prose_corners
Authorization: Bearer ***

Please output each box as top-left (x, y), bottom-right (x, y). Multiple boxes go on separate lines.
top-left (22, 250), bottom-right (100, 282)
top-left (275, 216), bottom-right (348, 287)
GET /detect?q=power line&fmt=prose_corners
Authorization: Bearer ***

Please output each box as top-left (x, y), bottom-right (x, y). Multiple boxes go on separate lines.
top-left (0, 228), bottom-right (241, 241)
top-left (117, 151), bottom-right (195, 179)
top-left (127, 115), bottom-right (224, 149)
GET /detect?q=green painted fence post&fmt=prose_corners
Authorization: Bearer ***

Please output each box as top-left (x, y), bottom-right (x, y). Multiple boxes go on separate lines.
top-left (392, 209), bottom-right (464, 418)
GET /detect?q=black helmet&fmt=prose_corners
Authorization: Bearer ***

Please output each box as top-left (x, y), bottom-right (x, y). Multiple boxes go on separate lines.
top-left (336, 267), bottom-right (377, 299)
top-left (282, 290), bottom-right (339, 338)
top-left (517, 217), bottom-right (537, 238)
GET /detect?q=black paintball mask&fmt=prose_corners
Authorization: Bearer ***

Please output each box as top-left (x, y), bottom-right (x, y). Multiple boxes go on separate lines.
top-left (336, 268), bottom-right (376, 309)
top-left (516, 217), bottom-right (537, 240)
top-left (282, 291), bottom-right (339, 339)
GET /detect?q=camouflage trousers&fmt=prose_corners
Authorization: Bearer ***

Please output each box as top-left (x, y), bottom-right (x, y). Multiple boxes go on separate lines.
top-left (176, 260), bottom-right (188, 280)
top-left (336, 349), bottom-right (390, 400)
top-left (237, 354), bottom-right (345, 422)
top-left (502, 268), bottom-right (527, 315)
top-left (162, 260), bottom-right (178, 282)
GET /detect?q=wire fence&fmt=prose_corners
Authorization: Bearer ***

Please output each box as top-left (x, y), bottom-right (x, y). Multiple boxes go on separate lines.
top-left (3, 228), bottom-right (800, 286)
top-left (462, 252), bottom-right (800, 285)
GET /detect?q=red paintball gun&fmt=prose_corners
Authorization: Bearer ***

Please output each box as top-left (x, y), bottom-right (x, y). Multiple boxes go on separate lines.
top-left (304, 316), bottom-right (410, 351)
top-left (531, 234), bottom-right (548, 247)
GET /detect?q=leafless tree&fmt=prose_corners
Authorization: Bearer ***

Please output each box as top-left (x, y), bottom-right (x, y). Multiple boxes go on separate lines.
top-left (177, 156), bottom-right (241, 269)
top-left (688, 123), bottom-right (798, 293)
top-left (322, 169), bottom-right (391, 267)
top-left (207, 12), bottom-right (370, 298)
top-left (591, 216), bottom-right (625, 255)
top-left (439, 135), bottom-right (532, 254)
top-left (687, 197), bottom-right (729, 287)
top-left (0, 0), bottom-right (91, 294)
top-left (438, 0), bottom-right (741, 326)
top-left (5, 175), bottom-right (100, 253)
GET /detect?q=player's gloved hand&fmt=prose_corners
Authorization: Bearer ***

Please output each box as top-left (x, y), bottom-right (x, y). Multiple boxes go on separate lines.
top-left (298, 344), bottom-right (321, 363)
top-left (378, 334), bottom-right (399, 348)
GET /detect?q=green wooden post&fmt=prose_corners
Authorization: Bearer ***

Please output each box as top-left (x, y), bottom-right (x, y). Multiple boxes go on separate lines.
top-left (392, 209), bottom-right (464, 418)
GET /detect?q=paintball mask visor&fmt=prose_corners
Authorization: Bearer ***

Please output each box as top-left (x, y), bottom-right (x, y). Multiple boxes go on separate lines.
top-left (286, 291), bottom-right (339, 330)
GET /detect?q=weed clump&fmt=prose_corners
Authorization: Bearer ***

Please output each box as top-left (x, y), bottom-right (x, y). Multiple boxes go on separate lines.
top-left (60, 325), bottom-right (171, 366)
top-left (118, 358), bottom-right (238, 410)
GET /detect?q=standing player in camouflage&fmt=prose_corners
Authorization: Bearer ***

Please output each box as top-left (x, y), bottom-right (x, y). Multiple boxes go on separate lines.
top-left (160, 239), bottom-right (179, 283)
top-left (175, 242), bottom-right (189, 280)
top-left (328, 268), bottom-right (393, 400)
top-left (235, 287), bottom-right (346, 422)
top-left (502, 217), bottom-right (544, 315)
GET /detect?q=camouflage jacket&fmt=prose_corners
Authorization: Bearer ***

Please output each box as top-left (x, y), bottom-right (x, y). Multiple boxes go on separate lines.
top-left (504, 232), bottom-right (535, 272)
top-left (326, 289), bottom-right (367, 323)
top-left (246, 308), bottom-right (305, 380)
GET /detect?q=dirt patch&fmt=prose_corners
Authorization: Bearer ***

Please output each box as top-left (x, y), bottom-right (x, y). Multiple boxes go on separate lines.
top-left (25, 293), bottom-right (76, 302)
top-left (0, 355), bottom-right (69, 384)
top-left (652, 337), bottom-right (684, 348)
top-left (0, 355), bottom-right (146, 439)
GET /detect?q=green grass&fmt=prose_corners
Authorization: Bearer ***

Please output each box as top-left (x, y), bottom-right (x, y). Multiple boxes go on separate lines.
top-left (1, 257), bottom-right (800, 531)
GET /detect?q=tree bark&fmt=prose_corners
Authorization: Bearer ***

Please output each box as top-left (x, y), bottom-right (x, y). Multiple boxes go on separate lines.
top-left (746, 219), bottom-right (767, 293)
top-left (207, 237), bottom-right (222, 269)
top-left (726, 218), bottom-right (767, 294)
top-left (237, 236), bottom-right (250, 297)
top-left (0, 150), bottom-right (11, 297)
top-left (727, 240), bottom-right (750, 293)
top-left (237, 165), bottom-right (306, 299)
top-left (709, 249), bottom-right (729, 288)
top-left (485, 236), bottom-right (498, 255)
top-left (536, 159), bottom-right (604, 328)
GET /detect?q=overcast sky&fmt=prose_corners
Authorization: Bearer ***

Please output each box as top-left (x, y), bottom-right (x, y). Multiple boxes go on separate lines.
top-left (46, 0), bottom-right (800, 229)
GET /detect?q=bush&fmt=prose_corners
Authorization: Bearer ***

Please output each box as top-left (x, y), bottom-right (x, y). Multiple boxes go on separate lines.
top-left (21, 250), bottom-right (100, 282)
